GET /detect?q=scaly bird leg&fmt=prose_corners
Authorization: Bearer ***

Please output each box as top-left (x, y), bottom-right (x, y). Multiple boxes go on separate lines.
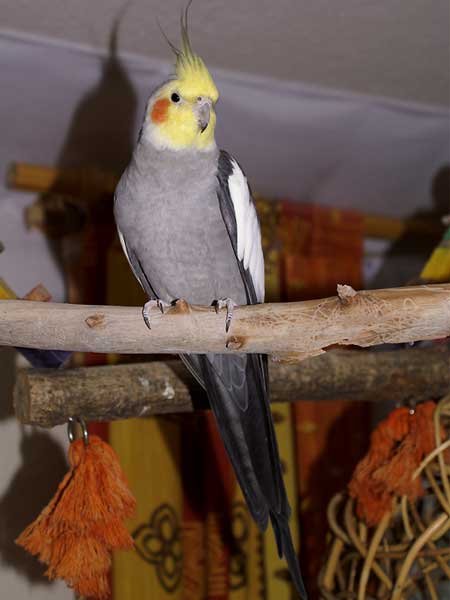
top-left (213, 297), bottom-right (237, 333)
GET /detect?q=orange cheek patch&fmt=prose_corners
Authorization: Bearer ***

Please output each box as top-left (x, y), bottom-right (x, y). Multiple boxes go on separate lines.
top-left (151, 98), bottom-right (171, 123)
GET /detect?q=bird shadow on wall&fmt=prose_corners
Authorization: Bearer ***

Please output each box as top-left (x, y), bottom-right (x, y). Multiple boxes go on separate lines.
top-left (0, 429), bottom-right (68, 583)
top-left (0, 349), bottom-right (15, 420)
top-left (0, 348), bottom-right (66, 583)
top-left (369, 164), bottom-right (450, 289)
top-left (37, 3), bottom-right (138, 303)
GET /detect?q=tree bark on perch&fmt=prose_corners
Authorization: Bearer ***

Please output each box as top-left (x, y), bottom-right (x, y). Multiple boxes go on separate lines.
top-left (14, 346), bottom-right (450, 427)
top-left (0, 284), bottom-right (449, 359)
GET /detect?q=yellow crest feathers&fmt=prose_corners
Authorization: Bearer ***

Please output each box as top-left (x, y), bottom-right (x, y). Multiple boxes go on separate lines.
top-left (165, 3), bottom-right (219, 103)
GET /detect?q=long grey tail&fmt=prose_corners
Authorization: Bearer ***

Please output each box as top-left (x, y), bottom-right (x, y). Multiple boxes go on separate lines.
top-left (196, 352), bottom-right (308, 599)
top-left (271, 513), bottom-right (307, 599)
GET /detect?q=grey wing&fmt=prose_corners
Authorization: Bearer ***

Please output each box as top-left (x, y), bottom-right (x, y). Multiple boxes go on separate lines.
top-left (117, 227), bottom-right (158, 300)
top-left (185, 150), bottom-right (307, 596)
top-left (181, 149), bottom-right (266, 389)
top-left (216, 149), bottom-right (265, 304)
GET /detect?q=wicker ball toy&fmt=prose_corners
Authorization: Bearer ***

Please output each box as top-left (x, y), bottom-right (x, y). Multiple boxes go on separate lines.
top-left (319, 394), bottom-right (450, 600)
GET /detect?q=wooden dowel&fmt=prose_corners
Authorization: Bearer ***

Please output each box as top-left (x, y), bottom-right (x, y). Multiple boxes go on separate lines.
top-left (13, 346), bottom-right (450, 427)
top-left (14, 361), bottom-right (194, 426)
top-left (7, 163), bottom-right (117, 198)
top-left (0, 284), bottom-right (449, 358)
top-left (7, 163), bottom-right (61, 193)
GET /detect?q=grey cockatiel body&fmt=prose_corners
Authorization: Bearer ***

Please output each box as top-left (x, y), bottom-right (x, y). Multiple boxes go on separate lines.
top-left (113, 14), bottom-right (307, 597)
top-left (115, 143), bottom-right (246, 306)
top-left (114, 140), bottom-right (307, 599)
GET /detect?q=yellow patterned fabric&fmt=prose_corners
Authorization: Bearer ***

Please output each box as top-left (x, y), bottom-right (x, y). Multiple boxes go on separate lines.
top-left (111, 417), bottom-right (184, 599)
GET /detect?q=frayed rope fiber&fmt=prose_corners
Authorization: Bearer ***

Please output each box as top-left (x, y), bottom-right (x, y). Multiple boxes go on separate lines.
top-left (349, 402), bottom-right (437, 526)
top-left (16, 435), bottom-right (136, 599)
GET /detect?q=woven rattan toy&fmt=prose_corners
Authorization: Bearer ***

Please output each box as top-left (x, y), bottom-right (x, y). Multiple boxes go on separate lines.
top-left (319, 394), bottom-right (450, 599)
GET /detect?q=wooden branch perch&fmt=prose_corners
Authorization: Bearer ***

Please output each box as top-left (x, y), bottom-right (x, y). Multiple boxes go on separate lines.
top-left (14, 346), bottom-right (450, 427)
top-left (1, 284), bottom-right (449, 359)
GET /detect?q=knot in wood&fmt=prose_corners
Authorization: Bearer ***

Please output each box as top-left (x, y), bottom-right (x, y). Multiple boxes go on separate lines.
top-left (85, 313), bottom-right (106, 328)
top-left (172, 299), bottom-right (191, 314)
top-left (226, 336), bottom-right (244, 350)
top-left (337, 284), bottom-right (358, 305)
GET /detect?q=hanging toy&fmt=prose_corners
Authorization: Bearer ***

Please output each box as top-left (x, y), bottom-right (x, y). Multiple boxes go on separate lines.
top-left (348, 401), bottom-right (437, 526)
top-left (16, 417), bottom-right (136, 599)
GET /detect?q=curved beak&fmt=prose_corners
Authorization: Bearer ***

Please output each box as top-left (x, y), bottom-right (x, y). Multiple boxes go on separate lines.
top-left (195, 99), bottom-right (211, 133)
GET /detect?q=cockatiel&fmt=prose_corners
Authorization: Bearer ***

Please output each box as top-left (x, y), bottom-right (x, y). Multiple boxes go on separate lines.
top-left (114, 10), bottom-right (307, 599)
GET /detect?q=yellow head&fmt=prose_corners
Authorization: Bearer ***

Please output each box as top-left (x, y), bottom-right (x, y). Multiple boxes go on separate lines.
top-left (145, 10), bottom-right (219, 151)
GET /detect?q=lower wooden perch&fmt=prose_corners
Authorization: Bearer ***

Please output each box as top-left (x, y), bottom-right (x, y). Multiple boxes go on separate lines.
top-left (14, 346), bottom-right (450, 427)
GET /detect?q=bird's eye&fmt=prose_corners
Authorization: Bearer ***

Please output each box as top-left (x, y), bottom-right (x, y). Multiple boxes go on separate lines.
top-left (171, 92), bottom-right (181, 103)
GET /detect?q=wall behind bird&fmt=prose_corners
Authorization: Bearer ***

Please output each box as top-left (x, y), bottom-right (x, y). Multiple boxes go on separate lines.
top-left (0, 0), bottom-right (449, 107)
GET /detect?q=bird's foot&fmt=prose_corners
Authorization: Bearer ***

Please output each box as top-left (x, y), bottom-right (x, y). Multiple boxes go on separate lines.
top-left (213, 297), bottom-right (237, 333)
top-left (142, 299), bottom-right (172, 330)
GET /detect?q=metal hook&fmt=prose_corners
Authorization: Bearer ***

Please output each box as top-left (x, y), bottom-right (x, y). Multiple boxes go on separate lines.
top-left (67, 416), bottom-right (89, 446)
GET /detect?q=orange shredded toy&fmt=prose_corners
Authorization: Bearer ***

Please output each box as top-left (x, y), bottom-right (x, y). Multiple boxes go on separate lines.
top-left (349, 401), bottom-right (436, 526)
top-left (16, 427), bottom-right (136, 599)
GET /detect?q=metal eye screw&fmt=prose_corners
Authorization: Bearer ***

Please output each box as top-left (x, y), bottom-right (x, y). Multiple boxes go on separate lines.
top-left (67, 416), bottom-right (89, 446)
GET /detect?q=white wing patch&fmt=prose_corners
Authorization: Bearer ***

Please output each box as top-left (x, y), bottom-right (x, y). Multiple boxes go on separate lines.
top-left (228, 159), bottom-right (265, 302)
top-left (117, 226), bottom-right (145, 292)
top-left (117, 227), bottom-right (132, 269)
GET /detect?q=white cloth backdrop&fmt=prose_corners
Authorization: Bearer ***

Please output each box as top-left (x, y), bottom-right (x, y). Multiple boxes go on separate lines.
top-left (0, 31), bottom-right (448, 600)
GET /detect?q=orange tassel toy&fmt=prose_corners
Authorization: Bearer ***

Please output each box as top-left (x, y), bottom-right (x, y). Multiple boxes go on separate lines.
top-left (349, 401), bottom-right (436, 526)
top-left (16, 418), bottom-right (136, 599)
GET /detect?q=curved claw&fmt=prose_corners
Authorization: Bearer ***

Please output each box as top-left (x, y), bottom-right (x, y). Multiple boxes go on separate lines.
top-left (214, 298), bottom-right (237, 333)
top-left (142, 299), bottom-right (170, 330)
